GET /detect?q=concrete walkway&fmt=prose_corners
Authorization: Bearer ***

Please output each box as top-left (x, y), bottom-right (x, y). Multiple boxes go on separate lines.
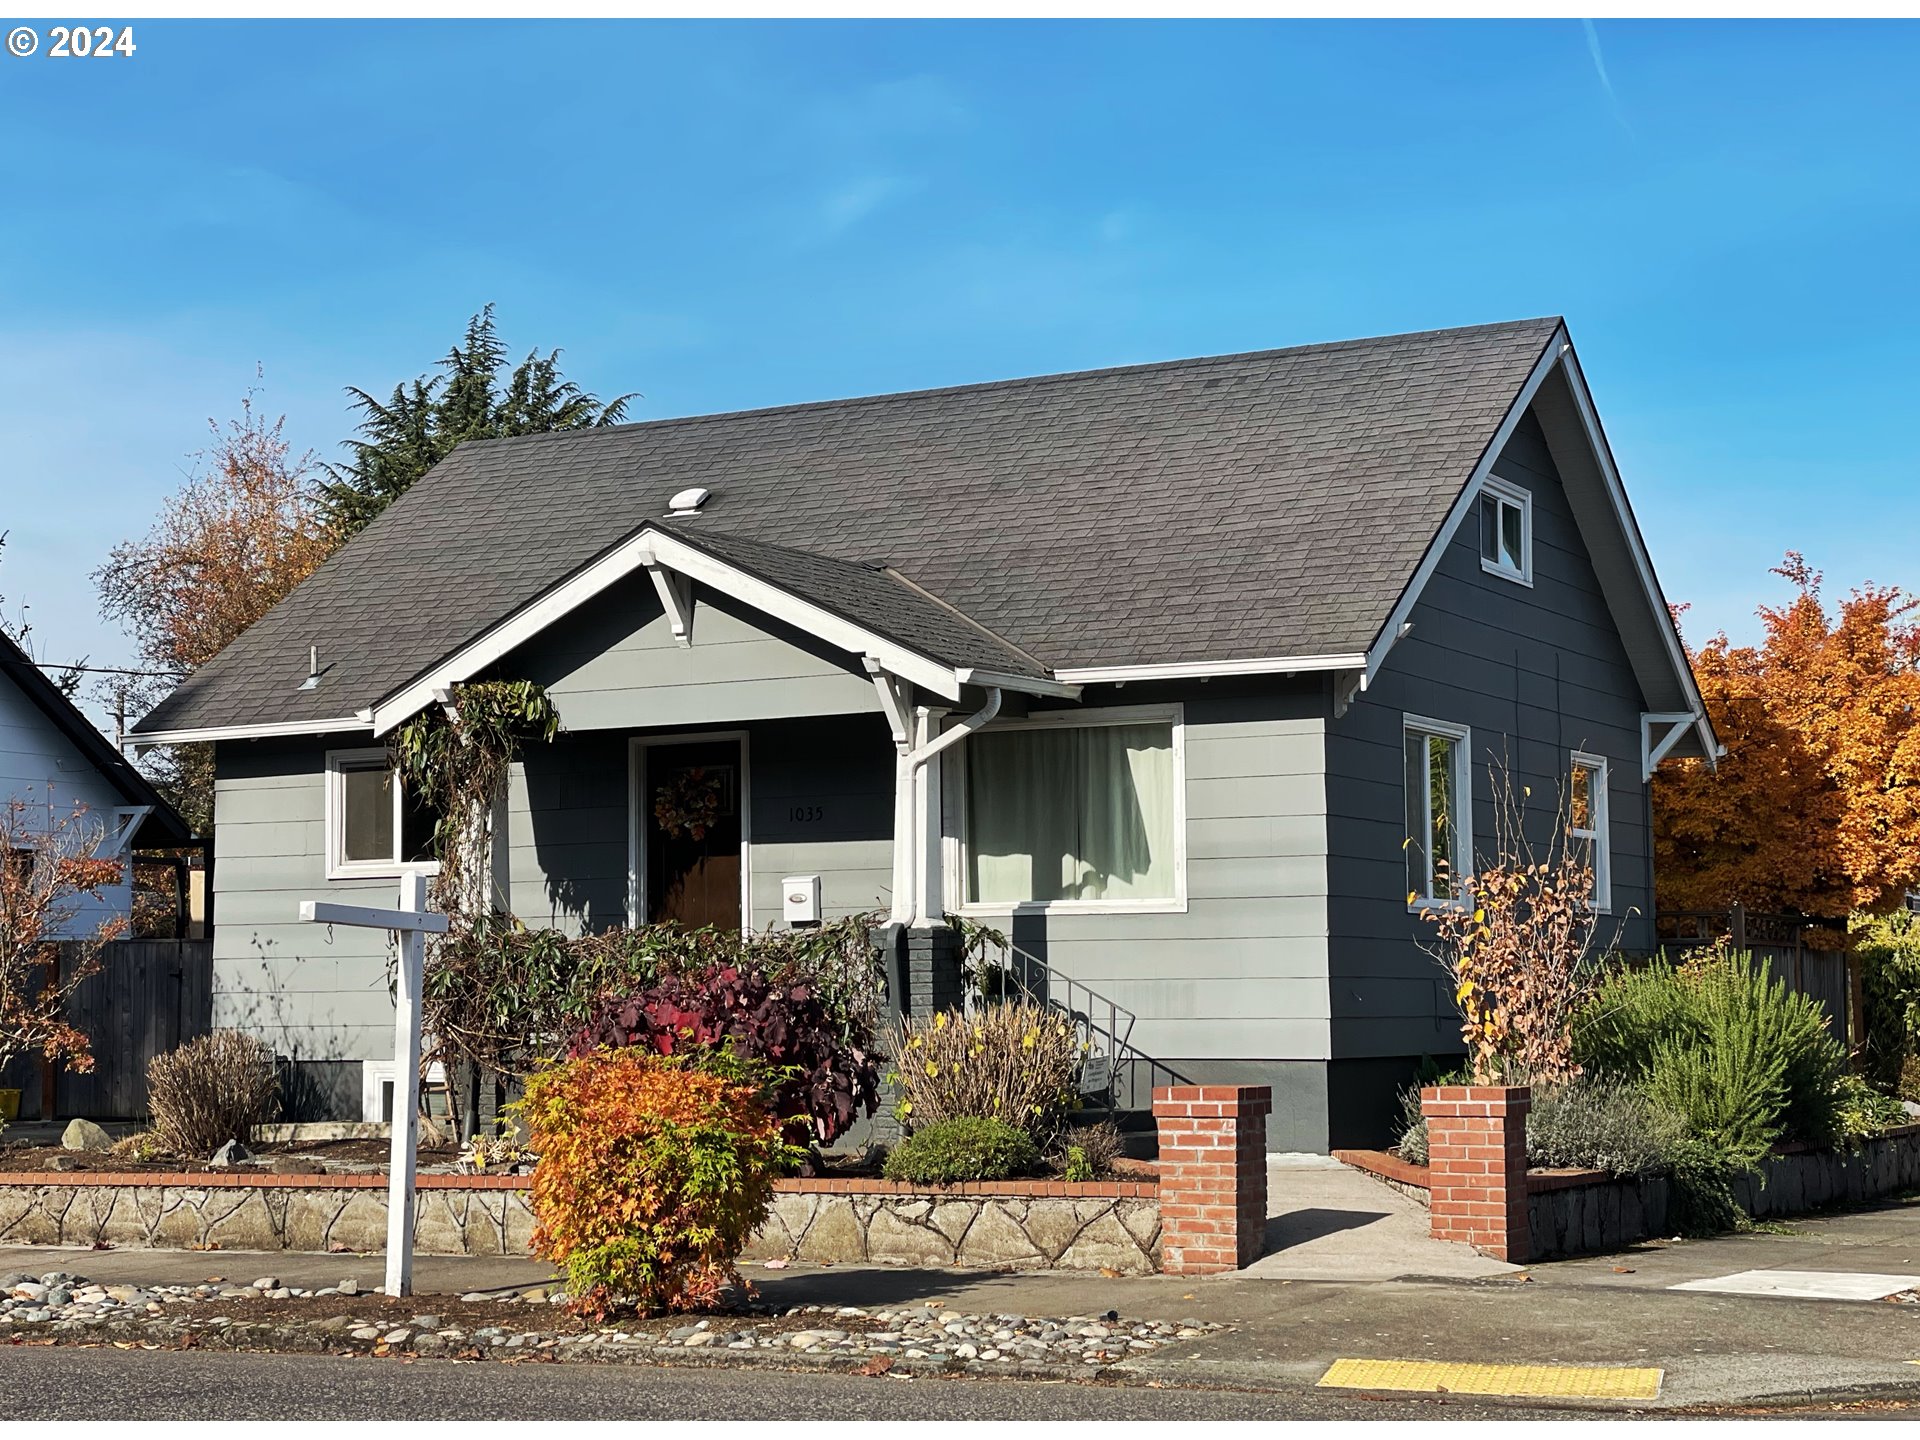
top-left (1246, 1155), bottom-right (1514, 1281)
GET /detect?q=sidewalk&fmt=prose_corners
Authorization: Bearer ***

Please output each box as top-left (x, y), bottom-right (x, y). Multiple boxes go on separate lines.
top-left (11, 1200), bottom-right (1920, 1411)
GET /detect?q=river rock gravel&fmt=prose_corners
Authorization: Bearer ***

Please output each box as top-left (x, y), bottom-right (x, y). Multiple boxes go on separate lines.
top-left (1, 1271), bottom-right (1221, 1375)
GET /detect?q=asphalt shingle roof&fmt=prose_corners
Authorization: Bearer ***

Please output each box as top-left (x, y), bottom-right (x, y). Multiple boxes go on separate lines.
top-left (135, 317), bottom-right (1562, 735)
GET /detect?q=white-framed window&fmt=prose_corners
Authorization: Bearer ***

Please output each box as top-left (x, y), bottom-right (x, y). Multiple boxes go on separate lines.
top-left (1569, 751), bottom-right (1611, 912)
top-left (950, 704), bottom-right (1186, 915)
top-left (1404, 714), bottom-right (1471, 908)
top-left (325, 748), bottom-right (439, 880)
top-left (1478, 475), bottom-right (1533, 586)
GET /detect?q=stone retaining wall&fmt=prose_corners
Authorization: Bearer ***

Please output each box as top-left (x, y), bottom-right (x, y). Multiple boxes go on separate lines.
top-left (746, 1180), bottom-right (1161, 1274)
top-left (1338, 1122), bottom-right (1920, 1261)
top-left (0, 1172), bottom-right (1160, 1274)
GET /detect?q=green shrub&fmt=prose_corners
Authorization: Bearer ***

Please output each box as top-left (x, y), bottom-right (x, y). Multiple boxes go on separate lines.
top-left (882, 1116), bottom-right (1039, 1184)
top-left (1526, 1079), bottom-right (1688, 1177)
top-left (1855, 910), bottom-right (1920, 1094)
top-left (1391, 1085), bottom-right (1429, 1165)
top-left (1834, 1072), bottom-right (1908, 1145)
top-left (1665, 1137), bottom-right (1748, 1237)
top-left (1571, 959), bottom-right (1697, 1080)
top-left (1578, 953), bottom-right (1847, 1154)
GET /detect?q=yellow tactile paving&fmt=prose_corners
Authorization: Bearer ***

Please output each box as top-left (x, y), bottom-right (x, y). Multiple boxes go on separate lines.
top-left (1317, 1357), bottom-right (1664, 1400)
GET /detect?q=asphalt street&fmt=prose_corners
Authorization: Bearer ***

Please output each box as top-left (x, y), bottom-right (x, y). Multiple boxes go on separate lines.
top-left (0, 1346), bottom-right (1896, 1422)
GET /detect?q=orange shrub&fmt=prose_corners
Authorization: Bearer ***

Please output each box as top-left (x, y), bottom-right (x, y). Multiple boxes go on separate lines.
top-left (518, 1050), bottom-right (801, 1315)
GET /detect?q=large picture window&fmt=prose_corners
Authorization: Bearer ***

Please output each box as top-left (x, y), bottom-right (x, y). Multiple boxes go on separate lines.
top-left (1404, 715), bottom-right (1471, 907)
top-left (326, 749), bottom-right (439, 879)
top-left (958, 708), bottom-right (1183, 911)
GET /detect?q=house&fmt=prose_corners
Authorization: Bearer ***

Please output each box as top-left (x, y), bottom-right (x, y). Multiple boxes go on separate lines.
top-left (1, 629), bottom-right (190, 934)
top-left (130, 317), bottom-right (1715, 1150)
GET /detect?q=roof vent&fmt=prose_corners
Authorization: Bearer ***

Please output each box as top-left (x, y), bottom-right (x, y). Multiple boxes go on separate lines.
top-left (668, 486), bottom-right (710, 516)
top-left (297, 645), bottom-right (322, 691)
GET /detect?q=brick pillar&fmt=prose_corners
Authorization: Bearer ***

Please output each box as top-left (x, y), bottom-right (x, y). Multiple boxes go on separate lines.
top-left (1421, 1085), bottom-right (1532, 1262)
top-left (873, 923), bottom-right (965, 1020)
top-left (1151, 1085), bottom-right (1272, 1274)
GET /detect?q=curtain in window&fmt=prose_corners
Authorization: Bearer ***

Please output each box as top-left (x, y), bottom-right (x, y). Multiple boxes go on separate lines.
top-left (342, 765), bottom-right (395, 863)
top-left (966, 722), bottom-right (1175, 904)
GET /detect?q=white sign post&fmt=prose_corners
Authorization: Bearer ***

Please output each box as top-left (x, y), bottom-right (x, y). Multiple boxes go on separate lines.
top-left (298, 871), bottom-right (448, 1298)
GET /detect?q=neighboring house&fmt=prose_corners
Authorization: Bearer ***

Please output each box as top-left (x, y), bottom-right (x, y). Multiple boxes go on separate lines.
top-left (1, 630), bottom-right (191, 935)
top-left (130, 317), bottom-right (1716, 1149)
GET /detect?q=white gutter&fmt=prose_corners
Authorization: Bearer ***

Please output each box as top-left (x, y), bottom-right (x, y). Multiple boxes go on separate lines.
top-left (955, 667), bottom-right (1081, 700)
top-left (1053, 653), bottom-right (1367, 685)
top-left (130, 716), bottom-right (375, 748)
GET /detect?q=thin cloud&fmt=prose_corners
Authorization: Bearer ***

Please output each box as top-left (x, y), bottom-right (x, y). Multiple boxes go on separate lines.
top-left (1582, 19), bottom-right (1635, 135)
top-left (813, 175), bottom-right (920, 239)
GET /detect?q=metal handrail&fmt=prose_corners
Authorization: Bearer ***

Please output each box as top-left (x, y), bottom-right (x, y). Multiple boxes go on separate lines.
top-left (970, 936), bottom-right (1188, 1108)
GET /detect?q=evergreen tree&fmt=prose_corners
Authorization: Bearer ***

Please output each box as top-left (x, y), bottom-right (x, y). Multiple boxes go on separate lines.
top-left (316, 305), bottom-right (636, 539)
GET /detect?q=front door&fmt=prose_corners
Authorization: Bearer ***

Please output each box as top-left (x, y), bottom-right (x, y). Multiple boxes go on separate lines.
top-left (643, 739), bottom-right (743, 931)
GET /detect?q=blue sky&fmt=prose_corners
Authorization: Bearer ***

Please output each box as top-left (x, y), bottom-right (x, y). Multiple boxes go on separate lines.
top-left (3, 19), bottom-right (1916, 722)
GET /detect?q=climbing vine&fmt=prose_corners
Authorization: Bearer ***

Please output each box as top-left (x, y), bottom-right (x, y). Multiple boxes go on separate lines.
top-left (391, 678), bottom-right (559, 1135)
top-left (392, 679), bottom-right (560, 919)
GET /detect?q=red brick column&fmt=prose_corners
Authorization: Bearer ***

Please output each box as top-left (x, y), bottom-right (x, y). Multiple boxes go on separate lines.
top-left (1421, 1085), bottom-right (1531, 1262)
top-left (1151, 1085), bottom-right (1272, 1274)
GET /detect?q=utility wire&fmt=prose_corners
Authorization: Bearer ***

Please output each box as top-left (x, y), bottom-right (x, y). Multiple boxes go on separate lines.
top-left (0, 656), bottom-right (188, 679)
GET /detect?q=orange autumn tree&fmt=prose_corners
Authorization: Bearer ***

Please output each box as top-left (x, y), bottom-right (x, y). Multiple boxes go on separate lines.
top-left (95, 385), bottom-right (336, 831)
top-left (1655, 554), bottom-right (1920, 922)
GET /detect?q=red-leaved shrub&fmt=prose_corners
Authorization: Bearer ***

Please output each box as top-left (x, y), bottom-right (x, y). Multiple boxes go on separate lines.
top-left (570, 962), bottom-right (881, 1146)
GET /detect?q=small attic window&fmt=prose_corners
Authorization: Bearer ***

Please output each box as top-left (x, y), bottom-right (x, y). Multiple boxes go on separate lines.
top-left (1478, 476), bottom-right (1532, 586)
top-left (668, 487), bottom-right (710, 516)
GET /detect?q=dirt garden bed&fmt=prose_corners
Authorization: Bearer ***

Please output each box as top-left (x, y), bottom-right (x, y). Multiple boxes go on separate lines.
top-left (0, 1139), bottom-right (465, 1176)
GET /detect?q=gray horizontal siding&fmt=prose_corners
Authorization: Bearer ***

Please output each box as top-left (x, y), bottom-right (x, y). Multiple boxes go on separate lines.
top-left (503, 576), bottom-right (879, 732)
top-left (746, 715), bottom-right (895, 930)
top-left (1324, 407), bottom-right (1655, 1061)
top-left (211, 737), bottom-right (399, 1071)
top-left (962, 682), bottom-right (1332, 1065)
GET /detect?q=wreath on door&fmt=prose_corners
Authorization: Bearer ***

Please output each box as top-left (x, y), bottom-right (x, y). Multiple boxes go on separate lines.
top-left (653, 766), bottom-right (724, 841)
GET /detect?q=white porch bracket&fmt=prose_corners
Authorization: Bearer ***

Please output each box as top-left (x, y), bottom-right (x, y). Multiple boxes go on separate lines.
top-left (1641, 711), bottom-right (1699, 782)
top-left (644, 562), bottom-right (695, 646)
top-left (867, 659), bottom-right (1001, 926)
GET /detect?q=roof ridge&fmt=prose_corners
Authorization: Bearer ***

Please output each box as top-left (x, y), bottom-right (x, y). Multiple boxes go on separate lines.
top-left (445, 316), bottom-right (1566, 455)
top-left (654, 520), bottom-right (887, 574)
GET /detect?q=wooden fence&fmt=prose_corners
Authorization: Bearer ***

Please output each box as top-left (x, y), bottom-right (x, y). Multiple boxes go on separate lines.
top-left (1654, 906), bottom-right (1856, 1048)
top-left (0, 940), bottom-right (214, 1121)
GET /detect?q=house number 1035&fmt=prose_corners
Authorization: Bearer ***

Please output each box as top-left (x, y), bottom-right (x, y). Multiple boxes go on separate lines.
top-left (788, 805), bottom-right (824, 823)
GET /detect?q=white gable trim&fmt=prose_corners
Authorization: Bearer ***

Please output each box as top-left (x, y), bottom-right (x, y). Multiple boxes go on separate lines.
top-left (365, 527), bottom-right (1003, 737)
top-left (1364, 327), bottom-right (1566, 682)
top-left (1556, 347), bottom-right (1717, 766)
top-left (1361, 326), bottom-right (1717, 768)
